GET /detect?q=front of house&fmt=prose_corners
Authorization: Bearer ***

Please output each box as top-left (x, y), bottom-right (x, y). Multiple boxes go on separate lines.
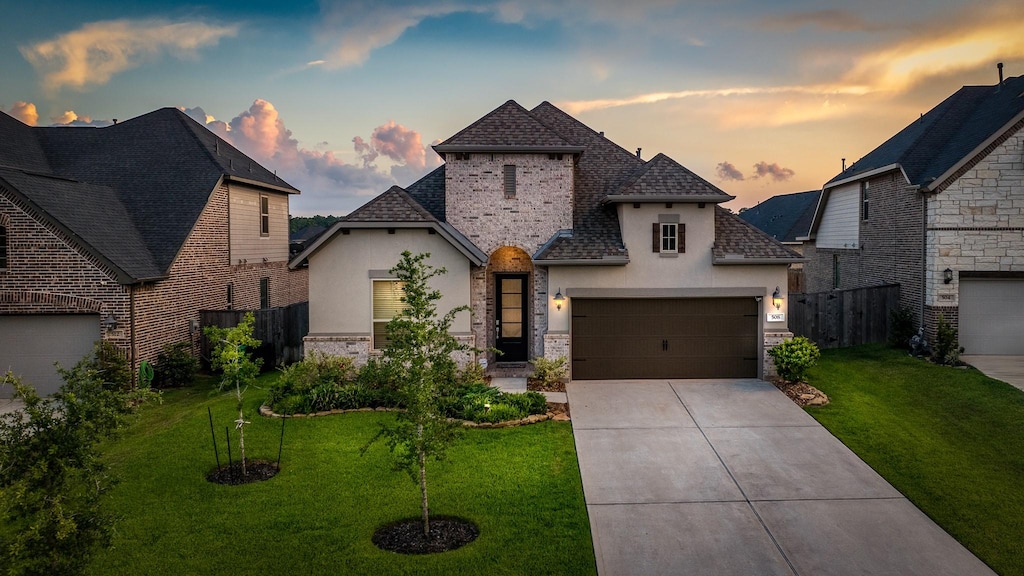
top-left (802, 74), bottom-right (1024, 354)
top-left (293, 101), bottom-right (802, 379)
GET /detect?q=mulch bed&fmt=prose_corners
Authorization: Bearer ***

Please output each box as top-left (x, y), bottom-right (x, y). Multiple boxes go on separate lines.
top-left (206, 460), bottom-right (279, 485)
top-left (372, 516), bottom-right (479, 554)
top-left (771, 379), bottom-right (830, 407)
top-left (527, 378), bottom-right (566, 393)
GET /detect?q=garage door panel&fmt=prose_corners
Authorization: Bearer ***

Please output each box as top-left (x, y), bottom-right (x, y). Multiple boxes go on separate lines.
top-left (571, 298), bottom-right (759, 380)
top-left (959, 279), bottom-right (1024, 355)
top-left (0, 315), bottom-right (100, 398)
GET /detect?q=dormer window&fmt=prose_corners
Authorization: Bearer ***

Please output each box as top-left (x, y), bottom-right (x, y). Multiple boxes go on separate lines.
top-left (652, 216), bottom-right (685, 256)
top-left (661, 223), bottom-right (677, 253)
top-left (504, 165), bottom-right (517, 198)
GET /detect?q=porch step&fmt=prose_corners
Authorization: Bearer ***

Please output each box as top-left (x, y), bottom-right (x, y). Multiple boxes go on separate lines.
top-left (487, 361), bottom-right (534, 379)
top-left (491, 377), bottom-right (528, 393)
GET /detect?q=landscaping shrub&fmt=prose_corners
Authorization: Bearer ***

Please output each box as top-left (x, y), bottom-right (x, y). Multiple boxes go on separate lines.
top-left (768, 336), bottom-right (821, 383)
top-left (268, 352), bottom-right (356, 407)
top-left (531, 356), bottom-right (567, 387)
top-left (83, 341), bottom-right (133, 391)
top-left (457, 360), bottom-right (486, 386)
top-left (933, 314), bottom-right (961, 365)
top-left (154, 342), bottom-right (198, 388)
top-left (479, 403), bottom-right (524, 423)
top-left (889, 306), bottom-right (916, 349)
top-left (503, 391), bottom-right (548, 415)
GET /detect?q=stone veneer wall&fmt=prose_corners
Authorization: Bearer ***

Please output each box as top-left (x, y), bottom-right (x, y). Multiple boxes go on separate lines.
top-left (762, 331), bottom-right (792, 379)
top-left (303, 334), bottom-right (476, 368)
top-left (803, 169), bottom-right (924, 325)
top-left (925, 124), bottom-right (1024, 341)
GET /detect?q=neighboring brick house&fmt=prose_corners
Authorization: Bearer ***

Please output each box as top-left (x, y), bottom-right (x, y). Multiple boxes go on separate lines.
top-left (0, 109), bottom-right (308, 396)
top-left (292, 100), bottom-right (802, 380)
top-left (739, 190), bottom-right (821, 292)
top-left (802, 74), bottom-right (1024, 354)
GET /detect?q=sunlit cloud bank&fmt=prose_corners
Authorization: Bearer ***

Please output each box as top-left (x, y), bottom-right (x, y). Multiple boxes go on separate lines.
top-left (3, 102), bottom-right (39, 126)
top-left (181, 100), bottom-right (440, 214)
top-left (20, 18), bottom-right (238, 93)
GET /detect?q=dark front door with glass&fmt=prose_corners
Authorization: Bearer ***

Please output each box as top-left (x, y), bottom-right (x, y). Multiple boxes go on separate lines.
top-left (495, 274), bottom-right (528, 362)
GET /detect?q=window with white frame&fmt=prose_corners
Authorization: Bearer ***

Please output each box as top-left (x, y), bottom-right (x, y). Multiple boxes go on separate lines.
top-left (372, 280), bottom-right (406, 350)
top-left (260, 195), bottom-right (270, 236)
top-left (661, 222), bottom-right (678, 253)
top-left (652, 218), bottom-right (684, 255)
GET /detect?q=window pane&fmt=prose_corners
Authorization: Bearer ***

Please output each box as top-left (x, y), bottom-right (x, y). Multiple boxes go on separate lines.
top-left (502, 322), bottom-right (522, 338)
top-left (501, 278), bottom-right (521, 293)
top-left (661, 223), bottom-right (676, 252)
top-left (373, 281), bottom-right (406, 320)
top-left (501, 293), bottom-right (522, 308)
top-left (501, 308), bottom-right (522, 324)
top-left (373, 321), bottom-right (390, 350)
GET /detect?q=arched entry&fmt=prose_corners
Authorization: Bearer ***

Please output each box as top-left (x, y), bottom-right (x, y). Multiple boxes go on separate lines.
top-left (487, 246), bottom-right (534, 363)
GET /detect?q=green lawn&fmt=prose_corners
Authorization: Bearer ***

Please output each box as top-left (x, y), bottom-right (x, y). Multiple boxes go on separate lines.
top-left (805, 344), bottom-right (1024, 576)
top-left (88, 374), bottom-right (595, 575)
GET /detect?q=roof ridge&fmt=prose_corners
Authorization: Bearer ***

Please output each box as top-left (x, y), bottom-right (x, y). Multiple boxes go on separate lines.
top-left (531, 101), bottom-right (641, 161)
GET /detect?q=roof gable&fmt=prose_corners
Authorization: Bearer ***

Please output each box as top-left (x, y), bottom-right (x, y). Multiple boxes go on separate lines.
top-left (434, 100), bottom-right (581, 153)
top-left (345, 185), bottom-right (438, 223)
top-left (739, 190), bottom-right (820, 243)
top-left (609, 153), bottom-right (734, 203)
top-left (713, 206), bottom-right (803, 264)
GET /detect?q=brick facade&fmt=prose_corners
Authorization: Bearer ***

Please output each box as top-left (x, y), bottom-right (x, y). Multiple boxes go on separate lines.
top-left (1, 181), bottom-right (307, 371)
top-left (804, 169), bottom-right (925, 325)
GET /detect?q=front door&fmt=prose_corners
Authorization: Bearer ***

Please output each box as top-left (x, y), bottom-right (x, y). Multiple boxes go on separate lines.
top-left (496, 274), bottom-right (528, 362)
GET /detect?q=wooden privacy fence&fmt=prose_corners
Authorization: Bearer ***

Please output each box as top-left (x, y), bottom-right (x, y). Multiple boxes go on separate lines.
top-left (788, 284), bottom-right (900, 349)
top-left (200, 301), bottom-right (309, 368)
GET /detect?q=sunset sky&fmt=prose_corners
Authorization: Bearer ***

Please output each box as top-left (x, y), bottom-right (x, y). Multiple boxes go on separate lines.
top-left (2, 0), bottom-right (1022, 216)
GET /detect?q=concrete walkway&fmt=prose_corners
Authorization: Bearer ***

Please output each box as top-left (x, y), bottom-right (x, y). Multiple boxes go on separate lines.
top-left (962, 355), bottom-right (1024, 392)
top-left (567, 379), bottom-right (995, 576)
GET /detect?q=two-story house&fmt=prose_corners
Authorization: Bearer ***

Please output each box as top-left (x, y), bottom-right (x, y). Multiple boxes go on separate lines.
top-left (291, 100), bottom-right (801, 380)
top-left (802, 73), bottom-right (1024, 354)
top-left (0, 108), bottom-right (308, 396)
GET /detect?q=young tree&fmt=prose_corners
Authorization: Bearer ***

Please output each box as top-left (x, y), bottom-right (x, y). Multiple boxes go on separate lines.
top-left (0, 355), bottom-right (155, 575)
top-left (365, 251), bottom-right (474, 537)
top-left (205, 312), bottom-right (262, 475)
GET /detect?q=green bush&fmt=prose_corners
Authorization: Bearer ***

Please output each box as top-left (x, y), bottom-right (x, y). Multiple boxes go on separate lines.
top-left (154, 342), bottom-right (198, 388)
top-left (768, 336), bottom-right (821, 383)
top-left (268, 352), bottom-right (356, 407)
top-left (457, 360), bottom-right (486, 386)
top-left (531, 356), bottom-right (567, 386)
top-left (503, 391), bottom-right (548, 415)
top-left (933, 314), bottom-right (960, 365)
top-left (479, 403), bottom-right (525, 423)
top-left (83, 341), bottom-right (132, 391)
top-left (889, 306), bottom-right (916, 349)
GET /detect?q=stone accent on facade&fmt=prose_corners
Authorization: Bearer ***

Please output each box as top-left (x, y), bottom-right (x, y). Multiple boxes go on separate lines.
top-left (543, 332), bottom-right (570, 377)
top-left (483, 246), bottom-right (535, 365)
top-left (763, 331), bottom-right (793, 379)
top-left (303, 335), bottom-right (373, 365)
top-left (444, 152), bottom-right (574, 256)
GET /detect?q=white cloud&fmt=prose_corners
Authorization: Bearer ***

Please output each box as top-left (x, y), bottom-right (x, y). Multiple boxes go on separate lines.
top-left (20, 18), bottom-right (238, 93)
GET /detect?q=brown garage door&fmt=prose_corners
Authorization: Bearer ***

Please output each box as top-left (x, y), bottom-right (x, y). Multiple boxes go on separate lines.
top-left (571, 298), bottom-right (758, 380)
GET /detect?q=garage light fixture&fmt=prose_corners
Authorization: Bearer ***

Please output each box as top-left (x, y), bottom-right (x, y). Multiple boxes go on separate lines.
top-left (944, 268), bottom-right (953, 284)
top-left (101, 313), bottom-right (118, 331)
top-left (772, 287), bottom-right (782, 311)
top-left (553, 288), bottom-right (565, 311)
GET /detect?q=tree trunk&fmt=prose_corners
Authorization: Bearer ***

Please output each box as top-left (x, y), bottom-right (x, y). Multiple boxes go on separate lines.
top-left (419, 423), bottom-right (429, 537)
top-left (239, 408), bottom-right (247, 476)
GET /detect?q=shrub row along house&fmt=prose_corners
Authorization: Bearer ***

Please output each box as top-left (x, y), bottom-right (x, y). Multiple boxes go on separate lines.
top-left (0, 109), bottom-right (308, 396)
top-left (291, 100), bottom-right (802, 380)
top-left (801, 73), bottom-right (1024, 354)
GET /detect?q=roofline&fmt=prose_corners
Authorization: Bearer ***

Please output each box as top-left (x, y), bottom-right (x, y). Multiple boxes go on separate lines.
top-left (288, 220), bottom-right (487, 269)
top-left (534, 256), bottom-right (630, 266)
top-left (0, 177), bottom-right (155, 284)
top-left (713, 256), bottom-right (806, 265)
top-left (924, 107), bottom-right (1024, 193)
top-left (224, 174), bottom-right (299, 195)
top-left (604, 194), bottom-right (734, 204)
top-left (432, 144), bottom-right (584, 154)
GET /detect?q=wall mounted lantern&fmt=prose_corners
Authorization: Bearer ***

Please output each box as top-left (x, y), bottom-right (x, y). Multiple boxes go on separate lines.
top-left (101, 313), bottom-right (118, 331)
top-left (943, 268), bottom-right (953, 284)
top-left (772, 286), bottom-right (783, 311)
top-left (553, 288), bottom-right (565, 311)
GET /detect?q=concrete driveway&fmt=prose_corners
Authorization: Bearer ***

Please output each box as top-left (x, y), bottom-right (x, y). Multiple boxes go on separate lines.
top-left (567, 379), bottom-right (995, 576)
top-left (962, 355), bottom-right (1024, 392)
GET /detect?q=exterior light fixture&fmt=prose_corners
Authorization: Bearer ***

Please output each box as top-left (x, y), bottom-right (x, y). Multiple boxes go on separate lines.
top-left (944, 268), bottom-right (953, 284)
top-left (101, 313), bottom-right (118, 331)
top-left (772, 287), bottom-right (783, 311)
top-left (553, 288), bottom-right (565, 311)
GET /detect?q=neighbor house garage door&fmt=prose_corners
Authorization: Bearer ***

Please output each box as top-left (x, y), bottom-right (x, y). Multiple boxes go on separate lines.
top-left (0, 315), bottom-right (100, 398)
top-left (571, 298), bottom-right (759, 380)
top-left (959, 278), bottom-right (1024, 355)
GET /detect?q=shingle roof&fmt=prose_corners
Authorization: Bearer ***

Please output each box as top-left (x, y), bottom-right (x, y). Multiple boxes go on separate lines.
top-left (827, 75), bottom-right (1024, 189)
top-left (433, 100), bottom-right (581, 152)
top-left (0, 113), bottom-right (50, 173)
top-left (713, 206), bottom-right (804, 263)
top-left (738, 190), bottom-right (820, 243)
top-left (345, 185), bottom-right (438, 222)
top-left (0, 108), bottom-right (298, 282)
top-left (405, 165), bottom-right (446, 220)
top-left (609, 153), bottom-right (733, 203)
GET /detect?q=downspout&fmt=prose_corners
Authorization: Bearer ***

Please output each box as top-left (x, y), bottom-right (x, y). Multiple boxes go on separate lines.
top-left (130, 284), bottom-right (137, 378)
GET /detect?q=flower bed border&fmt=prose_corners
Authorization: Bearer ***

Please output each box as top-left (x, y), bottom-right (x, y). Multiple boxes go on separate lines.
top-left (258, 405), bottom-right (567, 427)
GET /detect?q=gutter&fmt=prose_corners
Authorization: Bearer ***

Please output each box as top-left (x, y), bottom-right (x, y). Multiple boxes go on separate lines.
top-left (604, 194), bottom-right (734, 204)
top-left (223, 174), bottom-right (299, 195)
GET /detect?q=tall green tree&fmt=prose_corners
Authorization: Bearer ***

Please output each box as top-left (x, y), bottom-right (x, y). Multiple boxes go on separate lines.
top-left (205, 313), bottom-right (262, 475)
top-left (364, 251), bottom-right (474, 536)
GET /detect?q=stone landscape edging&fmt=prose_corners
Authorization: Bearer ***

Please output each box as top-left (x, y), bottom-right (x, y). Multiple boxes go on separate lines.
top-left (258, 405), bottom-right (568, 427)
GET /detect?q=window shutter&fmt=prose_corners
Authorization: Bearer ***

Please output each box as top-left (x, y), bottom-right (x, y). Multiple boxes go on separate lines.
top-left (503, 165), bottom-right (516, 197)
top-left (678, 223), bottom-right (685, 253)
top-left (652, 223), bottom-right (660, 252)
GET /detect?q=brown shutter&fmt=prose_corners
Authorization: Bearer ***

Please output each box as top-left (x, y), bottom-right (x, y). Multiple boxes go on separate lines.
top-left (652, 223), bottom-right (660, 252)
top-left (678, 223), bottom-right (685, 253)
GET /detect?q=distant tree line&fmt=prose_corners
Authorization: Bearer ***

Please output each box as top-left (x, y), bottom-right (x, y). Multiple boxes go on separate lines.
top-left (289, 215), bottom-right (342, 233)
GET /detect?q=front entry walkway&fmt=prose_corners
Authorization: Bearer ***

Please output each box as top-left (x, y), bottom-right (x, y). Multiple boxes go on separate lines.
top-left (567, 379), bottom-right (995, 576)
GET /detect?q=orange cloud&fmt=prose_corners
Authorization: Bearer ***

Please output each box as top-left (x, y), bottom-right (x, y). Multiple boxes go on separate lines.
top-left (20, 18), bottom-right (238, 93)
top-left (8, 101), bottom-right (38, 126)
